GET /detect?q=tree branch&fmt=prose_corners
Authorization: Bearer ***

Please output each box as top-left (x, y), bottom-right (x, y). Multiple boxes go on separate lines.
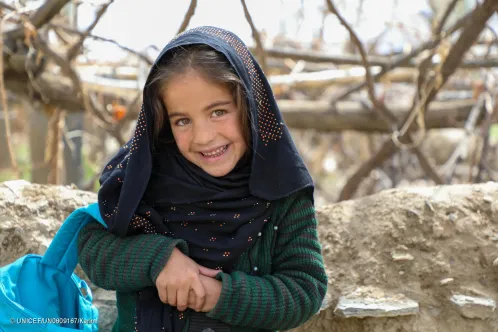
top-left (330, 8), bottom-right (474, 103)
top-left (337, 0), bottom-right (496, 201)
top-left (425, 0), bottom-right (498, 106)
top-left (439, 93), bottom-right (485, 183)
top-left (241, 0), bottom-right (267, 73)
top-left (5, 0), bottom-right (71, 40)
top-left (326, 0), bottom-right (442, 185)
top-left (176, 0), bottom-right (197, 35)
top-left (413, 147), bottom-right (444, 184)
top-left (29, 33), bottom-right (126, 145)
top-left (280, 99), bottom-right (479, 132)
top-left (0, 8), bottom-right (19, 177)
top-left (475, 95), bottom-right (498, 182)
top-left (326, 0), bottom-right (397, 125)
top-left (433, 0), bottom-right (460, 36)
top-left (49, 23), bottom-right (154, 65)
top-left (0, 1), bottom-right (15, 11)
top-left (67, 0), bottom-right (114, 61)
top-left (259, 47), bottom-right (498, 69)
top-left (339, 139), bottom-right (396, 200)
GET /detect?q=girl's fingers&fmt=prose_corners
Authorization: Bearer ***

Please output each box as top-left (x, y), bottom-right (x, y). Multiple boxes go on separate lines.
top-left (167, 285), bottom-right (177, 307)
top-left (158, 287), bottom-right (168, 304)
top-left (176, 287), bottom-right (189, 311)
top-left (191, 277), bottom-right (206, 311)
top-left (198, 265), bottom-right (221, 278)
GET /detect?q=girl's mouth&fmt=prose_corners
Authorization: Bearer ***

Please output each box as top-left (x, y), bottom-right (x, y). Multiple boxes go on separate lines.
top-left (200, 145), bottom-right (229, 159)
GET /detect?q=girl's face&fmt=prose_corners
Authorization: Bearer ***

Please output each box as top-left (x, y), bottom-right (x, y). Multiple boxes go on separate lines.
top-left (162, 69), bottom-right (248, 177)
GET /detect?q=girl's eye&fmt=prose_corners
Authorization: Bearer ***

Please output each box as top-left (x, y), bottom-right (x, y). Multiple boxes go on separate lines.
top-left (175, 118), bottom-right (190, 126)
top-left (212, 110), bottom-right (226, 117)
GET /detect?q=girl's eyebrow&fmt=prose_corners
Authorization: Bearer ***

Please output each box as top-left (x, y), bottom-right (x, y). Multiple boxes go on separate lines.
top-left (168, 111), bottom-right (187, 119)
top-left (168, 100), bottom-right (232, 118)
top-left (204, 100), bottom-right (232, 111)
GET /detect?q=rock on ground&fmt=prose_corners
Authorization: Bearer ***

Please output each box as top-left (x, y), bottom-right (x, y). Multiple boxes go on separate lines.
top-left (0, 180), bottom-right (117, 331)
top-left (293, 181), bottom-right (498, 332)
top-left (3, 180), bottom-right (498, 332)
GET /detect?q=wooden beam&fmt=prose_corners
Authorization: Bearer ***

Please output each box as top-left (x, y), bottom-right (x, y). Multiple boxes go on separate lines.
top-left (252, 47), bottom-right (498, 69)
top-left (279, 99), bottom-right (480, 132)
top-left (5, 0), bottom-right (71, 40)
top-left (269, 67), bottom-right (416, 88)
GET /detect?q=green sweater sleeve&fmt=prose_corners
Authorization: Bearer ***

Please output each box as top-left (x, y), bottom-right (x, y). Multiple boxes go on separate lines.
top-left (77, 220), bottom-right (189, 292)
top-left (206, 191), bottom-right (328, 330)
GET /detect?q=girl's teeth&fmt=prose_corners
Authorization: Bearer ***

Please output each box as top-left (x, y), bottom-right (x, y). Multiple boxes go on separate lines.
top-left (202, 145), bottom-right (227, 157)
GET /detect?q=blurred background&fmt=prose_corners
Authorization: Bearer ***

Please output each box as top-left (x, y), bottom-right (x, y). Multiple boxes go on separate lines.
top-left (1, 0), bottom-right (497, 205)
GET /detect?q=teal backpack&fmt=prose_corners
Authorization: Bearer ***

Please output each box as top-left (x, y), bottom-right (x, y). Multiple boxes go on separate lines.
top-left (0, 203), bottom-right (105, 331)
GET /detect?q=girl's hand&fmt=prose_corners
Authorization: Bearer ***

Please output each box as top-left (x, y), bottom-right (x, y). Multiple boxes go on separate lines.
top-left (187, 274), bottom-right (222, 312)
top-left (155, 248), bottom-right (219, 312)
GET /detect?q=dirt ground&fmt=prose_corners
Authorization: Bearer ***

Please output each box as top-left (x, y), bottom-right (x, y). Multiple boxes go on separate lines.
top-left (293, 181), bottom-right (498, 332)
top-left (3, 180), bottom-right (498, 331)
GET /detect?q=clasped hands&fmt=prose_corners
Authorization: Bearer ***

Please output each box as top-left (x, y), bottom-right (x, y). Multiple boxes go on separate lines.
top-left (155, 248), bottom-right (222, 312)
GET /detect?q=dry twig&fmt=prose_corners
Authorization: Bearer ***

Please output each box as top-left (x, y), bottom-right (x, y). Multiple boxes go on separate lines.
top-left (51, 24), bottom-right (72, 45)
top-left (49, 23), bottom-right (154, 65)
top-left (439, 93), bottom-right (486, 183)
top-left (27, 29), bottom-right (126, 145)
top-left (433, 0), bottom-right (460, 36)
top-left (45, 106), bottom-right (65, 184)
top-left (474, 94), bottom-right (498, 182)
top-left (241, 0), bottom-right (267, 73)
top-left (330, 9), bottom-right (474, 104)
top-left (338, 0), bottom-right (498, 201)
top-left (67, 0), bottom-right (114, 61)
top-left (0, 7), bottom-right (32, 177)
top-left (326, 0), bottom-right (443, 184)
top-left (5, 0), bottom-right (71, 40)
top-left (176, 0), bottom-right (197, 35)
top-left (0, 1), bottom-right (15, 11)
top-left (483, 25), bottom-right (498, 59)
top-left (417, 0), bottom-right (460, 106)
top-left (326, 0), bottom-right (397, 125)
top-left (262, 47), bottom-right (498, 69)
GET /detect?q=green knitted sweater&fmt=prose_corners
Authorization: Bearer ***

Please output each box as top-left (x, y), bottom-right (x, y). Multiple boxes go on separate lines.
top-left (77, 190), bottom-right (327, 332)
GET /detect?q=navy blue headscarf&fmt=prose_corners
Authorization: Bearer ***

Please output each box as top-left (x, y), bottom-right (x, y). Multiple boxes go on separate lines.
top-left (97, 26), bottom-right (314, 332)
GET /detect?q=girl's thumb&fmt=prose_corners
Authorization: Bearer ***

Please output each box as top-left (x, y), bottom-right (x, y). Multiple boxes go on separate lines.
top-left (198, 265), bottom-right (221, 277)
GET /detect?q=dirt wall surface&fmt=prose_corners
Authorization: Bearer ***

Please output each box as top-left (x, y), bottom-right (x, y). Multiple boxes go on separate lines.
top-left (0, 180), bottom-right (118, 331)
top-left (295, 181), bottom-right (498, 332)
top-left (2, 180), bottom-right (498, 331)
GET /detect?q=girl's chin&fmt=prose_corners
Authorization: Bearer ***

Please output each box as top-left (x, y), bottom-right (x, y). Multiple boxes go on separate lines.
top-left (200, 162), bottom-right (235, 177)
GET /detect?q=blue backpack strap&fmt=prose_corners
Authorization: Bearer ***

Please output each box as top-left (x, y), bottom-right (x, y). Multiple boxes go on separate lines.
top-left (84, 203), bottom-right (107, 228)
top-left (40, 203), bottom-right (107, 276)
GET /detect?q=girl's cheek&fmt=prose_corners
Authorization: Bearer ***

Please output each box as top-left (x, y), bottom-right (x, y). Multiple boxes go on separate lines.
top-left (231, 118), bottom-right (245, 138)
top-left (221, 115), bottom-right (238, 128)
top-left (172, 130), bottom-right (188, 147)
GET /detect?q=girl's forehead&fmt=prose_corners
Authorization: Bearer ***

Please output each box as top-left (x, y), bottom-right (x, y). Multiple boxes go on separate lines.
top-left (163, 70), bottom-right (232, 97)
top-left (163, 72), bottom-right (235, 112)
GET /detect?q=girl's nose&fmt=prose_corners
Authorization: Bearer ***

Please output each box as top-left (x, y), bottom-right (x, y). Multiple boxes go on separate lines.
top-left (192, 122), bottom-right (216, 145)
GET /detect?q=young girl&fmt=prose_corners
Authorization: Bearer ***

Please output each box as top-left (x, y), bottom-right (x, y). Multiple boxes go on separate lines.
top-left (78, 26), bottom-right (327, 332)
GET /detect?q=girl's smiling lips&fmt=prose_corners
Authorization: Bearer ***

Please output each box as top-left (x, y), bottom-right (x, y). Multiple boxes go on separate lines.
top-left (198, 144), bottom-right (229, 155)
top-left (199, 144), bottom-right (230, 161)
